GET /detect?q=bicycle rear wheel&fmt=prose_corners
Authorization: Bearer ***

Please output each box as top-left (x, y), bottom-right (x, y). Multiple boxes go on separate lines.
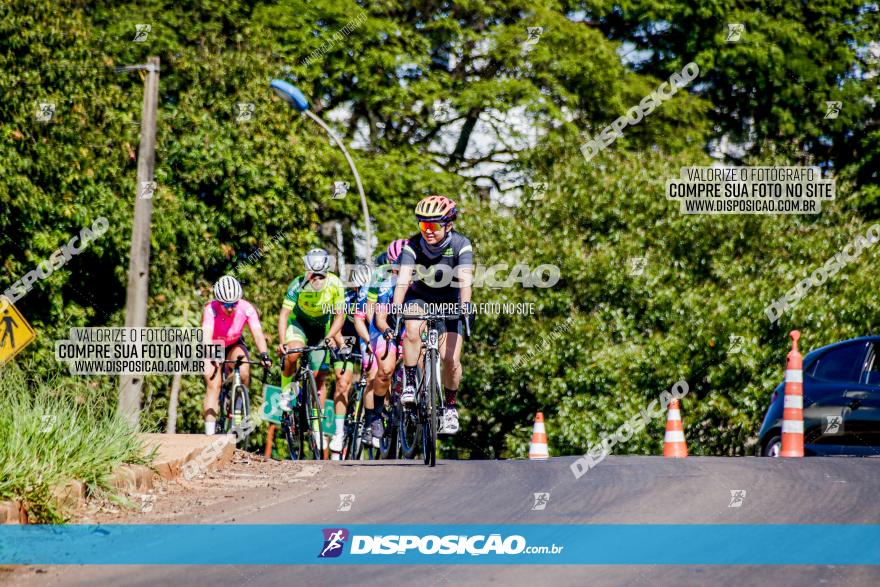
top-left (398, 366), bottom-right (420, 459)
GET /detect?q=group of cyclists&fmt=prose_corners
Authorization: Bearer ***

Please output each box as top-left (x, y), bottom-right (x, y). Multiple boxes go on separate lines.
top-left (200, 195), bottom-right (474, 459)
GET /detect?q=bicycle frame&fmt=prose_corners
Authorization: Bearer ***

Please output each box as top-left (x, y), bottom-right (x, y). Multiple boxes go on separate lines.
top-left (211, 356), bottom-right (266, 444)
top-left (280, 343), bottom-right (340, 460)
top-left (342, 350), bottom-right (372, 460)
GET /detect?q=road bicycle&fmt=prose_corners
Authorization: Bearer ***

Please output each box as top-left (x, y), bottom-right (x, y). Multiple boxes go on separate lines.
top-left (279, 343), bottom-right (339, 460)
top-left (341, 348), bottom-right (378, 460)
top-left (211, 356), bottom-right (267, 446)
top-left (392, 311), bottom-right (468, 466)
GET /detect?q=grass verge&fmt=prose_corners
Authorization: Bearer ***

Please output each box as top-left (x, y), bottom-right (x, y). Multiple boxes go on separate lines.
top-left (0, 363), bottom-right (152, 523)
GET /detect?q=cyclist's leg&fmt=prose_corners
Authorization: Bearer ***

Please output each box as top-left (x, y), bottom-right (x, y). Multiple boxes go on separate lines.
top-left (359, 344), bottom-right (379, 445)
top-left (202, 358), bottom-right (222, 435)
top-left (307, 318), bottom-right (332, 406)
top-left (334, 325), bottom-right (357, 407)
top-left (362, 342), bottom-right (376, 412)
top-left (369, 335), bottom-right (396, 444)
top-left (363, 339), bottom-right (379, 405)
top-left (329, 355), bottom-right (352, 454)
top-left (400, 296), bottom-right (427, 402)
top-left (438, 320), bottom-right (464, 434)
top-left (299, 319), bottom-right (331, 448)
top-left (374, 336), bottom-right (396, 399)
top-left (333, 357), bottom-right (353, 413)
top-left (282, 320), bottom-right (307, 386)
top-left (401, 297), bottom-right (426, 365)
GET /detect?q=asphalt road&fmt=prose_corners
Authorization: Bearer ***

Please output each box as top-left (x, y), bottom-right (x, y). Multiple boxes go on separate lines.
top-left (7, 456), bottom-right (880, 586)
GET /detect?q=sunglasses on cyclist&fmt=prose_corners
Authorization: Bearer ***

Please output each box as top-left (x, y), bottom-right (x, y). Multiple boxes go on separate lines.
top-left (309, 272), bottom-right (327, 281)
top-left (419, 221), bottom-right (448, 233)
top-left (222, 302), bottom-right (237, 310)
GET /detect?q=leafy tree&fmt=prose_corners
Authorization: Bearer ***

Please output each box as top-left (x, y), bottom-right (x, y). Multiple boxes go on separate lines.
top-left (2, 0), bottom-right (877, 462)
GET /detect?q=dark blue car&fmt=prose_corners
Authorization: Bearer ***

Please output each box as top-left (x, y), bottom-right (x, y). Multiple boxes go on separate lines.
top-left (758, 336), bottom-right (880, 456)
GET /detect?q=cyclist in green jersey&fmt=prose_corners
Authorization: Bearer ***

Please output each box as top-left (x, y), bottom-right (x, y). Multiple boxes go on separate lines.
top-left (277, 249), bottom-right (346, 447)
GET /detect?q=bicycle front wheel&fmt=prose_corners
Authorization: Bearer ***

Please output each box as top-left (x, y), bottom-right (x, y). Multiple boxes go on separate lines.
top-left (422, 351), bottom-right (439, 467)
top-left (282, 409), bottom-right (303, 460)
top-left (303, 370), bottom-right (324, 460)
top-left (398, 366), bottom-right (420, 459)
top-left (376, 400), bottom-right (397, 460)
top-left (231, 385), bottom-right (251, 446)
top-left (216, 387), bottom-right (231, 435)
top-left (399, 400), bottom-right (420, 460)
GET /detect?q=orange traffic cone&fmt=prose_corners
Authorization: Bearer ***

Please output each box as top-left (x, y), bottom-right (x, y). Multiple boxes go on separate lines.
top-left (780, 330), bottom-right (804, 457)
top-left (528, 412), bottom-right (549, 460)
top-left (663, 398), bottom-right (688, 457)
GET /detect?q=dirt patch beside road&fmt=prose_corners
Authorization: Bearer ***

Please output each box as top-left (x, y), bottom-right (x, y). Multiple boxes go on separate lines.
top-left (74, 451), bottom-right (337, 525)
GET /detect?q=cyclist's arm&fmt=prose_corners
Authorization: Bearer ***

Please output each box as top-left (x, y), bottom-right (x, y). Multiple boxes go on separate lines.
top-left (458, 267), bottom-right (473, 305)
top-left (375, 300), bottom-right (390, 332)
top-left (245, 306), bottom-right (269, 355)
top-left (201, 304), bottom-right (216, 346)
top-left (278, 278), bottom-right (301, 351)
top-left (325, 278), bottom-right (347, 340)
top-left (326, 311), bottom-right (346, 339)
top-left (277, 307), bottom-right (291, 350)
top-left (457, 241), bottom-right (474, 305)
top-left (353, 287), bottom-right (371, 342)
top-left (393, 265), bottom-right (413, 306)
top-left (354, 315), bottom-right (371, 343)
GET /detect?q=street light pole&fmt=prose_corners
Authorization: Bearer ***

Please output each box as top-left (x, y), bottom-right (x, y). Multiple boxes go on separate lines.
top-left (302, 110), bottom-right (373, 260)
top-left (117, 56), bottom-right (160, 428)
top-left (269, 80), bottom-right (374, 260)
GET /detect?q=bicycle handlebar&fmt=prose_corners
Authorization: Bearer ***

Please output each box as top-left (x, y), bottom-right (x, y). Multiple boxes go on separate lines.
top-left (281, 342), bottom-right (357, 374)
top-left (391, 311), bottom-right (472, 340)
top-left (209, 356), bottom-right (271, 381)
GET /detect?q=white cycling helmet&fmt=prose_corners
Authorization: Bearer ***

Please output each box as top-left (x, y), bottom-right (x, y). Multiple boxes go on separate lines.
top-left (350, 263), bottom-right (373, 287)
top-left (213, 275), bottom-right (242, 303)
top-left (304, 248), bottom-right (331, 274)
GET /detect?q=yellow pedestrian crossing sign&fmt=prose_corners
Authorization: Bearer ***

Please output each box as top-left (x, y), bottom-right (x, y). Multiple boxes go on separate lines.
top-left (0, 298), bottom-right (36, 366)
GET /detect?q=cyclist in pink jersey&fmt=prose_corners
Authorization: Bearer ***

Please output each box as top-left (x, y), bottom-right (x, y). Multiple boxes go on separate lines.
top-left (201, 275), bottom-right (271, 435)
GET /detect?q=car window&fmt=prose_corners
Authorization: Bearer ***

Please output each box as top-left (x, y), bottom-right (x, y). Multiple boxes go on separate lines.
top-left (810, 343), bottom-right (866, 383)
top-left (863, 344), bottom-right (880, 385)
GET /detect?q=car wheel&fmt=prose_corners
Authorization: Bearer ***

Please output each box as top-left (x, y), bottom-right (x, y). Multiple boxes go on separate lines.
top-left (763, 435), bottom-right (781, 457)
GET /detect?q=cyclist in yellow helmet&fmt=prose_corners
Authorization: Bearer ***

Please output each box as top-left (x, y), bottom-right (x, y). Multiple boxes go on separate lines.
top-left (392, 195), bottom-right (474, 435)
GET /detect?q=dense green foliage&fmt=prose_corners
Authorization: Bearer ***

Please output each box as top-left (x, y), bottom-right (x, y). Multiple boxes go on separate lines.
top-left (0, 364), bottom-right (150, 521)
top-left (1, 1), bottom-right (878, 461)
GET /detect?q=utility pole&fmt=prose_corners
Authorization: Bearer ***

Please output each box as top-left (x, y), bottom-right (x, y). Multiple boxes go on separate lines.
top-left (117, 56), bottom-right (160, 428)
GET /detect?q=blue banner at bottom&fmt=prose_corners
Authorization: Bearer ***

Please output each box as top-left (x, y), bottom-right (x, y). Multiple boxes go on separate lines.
top-left (1, 524), bottom-right (878, 565)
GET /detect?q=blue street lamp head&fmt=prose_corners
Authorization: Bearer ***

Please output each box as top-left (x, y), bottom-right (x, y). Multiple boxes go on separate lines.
top-left (270, 80), bottom-right (309, 112)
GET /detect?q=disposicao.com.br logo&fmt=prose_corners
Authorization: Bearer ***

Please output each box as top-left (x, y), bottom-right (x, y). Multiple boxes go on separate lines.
top-left (320, 529), bottom-right (564, 557)
top-left (318, 528), bottom-right (349, 558)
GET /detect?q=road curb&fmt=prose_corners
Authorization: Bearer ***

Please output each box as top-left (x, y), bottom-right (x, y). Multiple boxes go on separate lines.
top-left (0, 434), bottom-right (234, 524)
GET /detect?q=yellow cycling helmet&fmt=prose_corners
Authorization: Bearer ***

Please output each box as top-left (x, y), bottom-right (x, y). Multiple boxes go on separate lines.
top-left (415, 195), bottom-right (457, 222)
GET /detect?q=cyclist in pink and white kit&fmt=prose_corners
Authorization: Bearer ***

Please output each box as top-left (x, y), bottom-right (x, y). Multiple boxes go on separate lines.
top-left (201, 275), bottom-right (272, 435)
